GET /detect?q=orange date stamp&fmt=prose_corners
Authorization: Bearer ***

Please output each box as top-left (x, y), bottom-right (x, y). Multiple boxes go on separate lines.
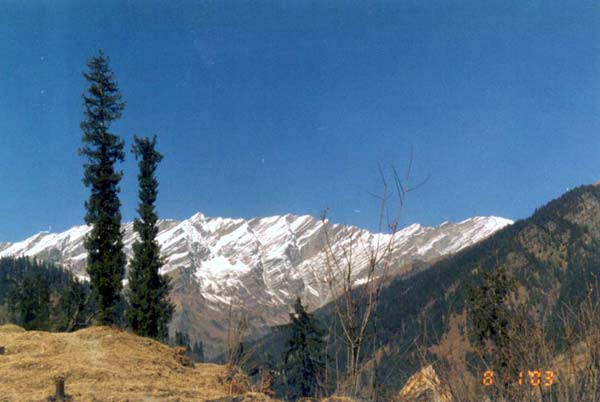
top-left (482, 370), bottom-right (556, 387)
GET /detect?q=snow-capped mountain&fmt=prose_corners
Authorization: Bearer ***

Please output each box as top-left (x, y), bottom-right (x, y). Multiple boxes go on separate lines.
top-left (0, 213), bottom-right (512, 356)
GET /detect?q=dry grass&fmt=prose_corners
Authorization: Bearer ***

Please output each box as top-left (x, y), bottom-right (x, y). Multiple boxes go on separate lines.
top-left (0, 324), bottom-right (268, 402)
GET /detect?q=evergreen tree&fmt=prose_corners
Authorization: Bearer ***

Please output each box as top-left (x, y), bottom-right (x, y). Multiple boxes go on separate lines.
top-left (283, 297), bottom-right (326, 400)
top-left (125, 136), bottom-right (174, 340)
top-left (0, 257), bottom-right (93, 331)
top-left (174, 331), bottom-right (191, 349)
top-left (7, 269), bottom-right (50, 330)
top-left (191, 340), bottom-right (205, 363)
top-left (80, 50), bottom-right (127, 325)
top-left (467, 264), bottom-right (517, 393)
top-left (57, 278), bottom-right (89, 331)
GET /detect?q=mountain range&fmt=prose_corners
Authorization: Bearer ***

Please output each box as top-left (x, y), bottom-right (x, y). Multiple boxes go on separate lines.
top-left (268, 183), bottom-right (600, 397)
top-left (0, 212), bottom-right (511, 357)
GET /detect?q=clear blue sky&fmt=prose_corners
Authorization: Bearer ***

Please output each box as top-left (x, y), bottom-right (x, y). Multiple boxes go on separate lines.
top-left (1, 0), bottom-right (599, 242)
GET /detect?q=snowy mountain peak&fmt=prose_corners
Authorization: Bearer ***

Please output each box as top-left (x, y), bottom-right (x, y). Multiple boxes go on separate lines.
top-left (0, 212), bottom-right (512, 355)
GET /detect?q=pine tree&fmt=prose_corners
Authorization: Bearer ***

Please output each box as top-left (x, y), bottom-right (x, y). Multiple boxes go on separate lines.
top-left (467, 265), bottom-right (517, 394)
top-left (8, 269), bottom-right (50, 330)
top-left (125, 136), bottom-right (174, 339)
top-left (80, 50), bottom-right (127, 325)
top-left (191, 340), bottom-right (205, 363)
top-left (174, 331), bottom-right (191, 349)
top-left (283, 297), bottom-right (326, 400)
top-left (0, 257), bottom-right (93, 331)
top-left (57, 278), bottom-right (89, 331)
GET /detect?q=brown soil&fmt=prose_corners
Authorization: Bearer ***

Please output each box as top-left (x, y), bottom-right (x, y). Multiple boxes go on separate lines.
top-left (0, 324), bottom-right (271, 402)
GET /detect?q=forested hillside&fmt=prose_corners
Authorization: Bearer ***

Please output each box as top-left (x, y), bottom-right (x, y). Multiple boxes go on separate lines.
top-left (252, 184), bottom-right (600, 400)
top-left (0, 257), bottom-right (92, 331)
top-left (374, 183), bottom-right (600, 396)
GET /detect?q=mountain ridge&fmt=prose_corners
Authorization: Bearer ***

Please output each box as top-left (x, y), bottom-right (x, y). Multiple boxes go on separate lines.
top-left (0, 212), bottom-right (512, 357)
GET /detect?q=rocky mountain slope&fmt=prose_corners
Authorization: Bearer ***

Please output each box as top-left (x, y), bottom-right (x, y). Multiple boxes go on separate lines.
top-left (0, 213), bottom-right (511, 357)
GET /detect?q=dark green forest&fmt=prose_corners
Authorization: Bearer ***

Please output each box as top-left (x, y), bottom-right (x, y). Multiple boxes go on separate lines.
top-left (0, 257), bottom-right (91, 331)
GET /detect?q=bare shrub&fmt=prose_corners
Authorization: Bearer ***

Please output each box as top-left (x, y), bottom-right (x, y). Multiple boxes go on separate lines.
top-left (321, 155), bottom-right (427, 398)
top-left (414, 279), bottom-right (600, 402)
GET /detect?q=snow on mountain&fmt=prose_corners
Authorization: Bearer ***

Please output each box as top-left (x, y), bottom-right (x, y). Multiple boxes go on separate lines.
top-left (0, 212), bottom-right (512, 356)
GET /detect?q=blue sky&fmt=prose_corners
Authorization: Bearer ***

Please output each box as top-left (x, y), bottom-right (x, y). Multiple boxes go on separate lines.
top-left (1, 0), bottom-right (599, 242)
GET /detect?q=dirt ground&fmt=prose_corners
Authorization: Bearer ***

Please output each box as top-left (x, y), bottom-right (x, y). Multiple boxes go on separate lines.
top-left (0, 324), bottom-right (271, 402)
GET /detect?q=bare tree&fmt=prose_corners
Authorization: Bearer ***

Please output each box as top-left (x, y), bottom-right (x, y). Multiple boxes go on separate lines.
top-left (225, 302), bottom-right (249, 367)
top-left (321, 155), bottom-right (426, 397)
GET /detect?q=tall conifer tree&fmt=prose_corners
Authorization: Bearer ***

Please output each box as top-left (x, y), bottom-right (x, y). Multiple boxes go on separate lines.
top-left (283, 297), bottom-right (326, 399)
top-left (80, 50), bottom-right (127, 325)
top-left (467, 265), bottom-right (517, 393)
top-left (126, 136), bottom-right (174, 339)
top-left (191, 340), bottom-right (205, 363)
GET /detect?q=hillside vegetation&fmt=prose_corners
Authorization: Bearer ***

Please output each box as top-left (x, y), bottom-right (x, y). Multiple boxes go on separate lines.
top-left (371, 183), bottom-right (600, 398)
top-left (0, 258), bottom-right (91, 332)
top-left (252, 184), bottom-right (600, 400)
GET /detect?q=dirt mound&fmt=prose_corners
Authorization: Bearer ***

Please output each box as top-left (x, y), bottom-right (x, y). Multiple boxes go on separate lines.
top-left (0, 325), bottom-right (269, 402)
